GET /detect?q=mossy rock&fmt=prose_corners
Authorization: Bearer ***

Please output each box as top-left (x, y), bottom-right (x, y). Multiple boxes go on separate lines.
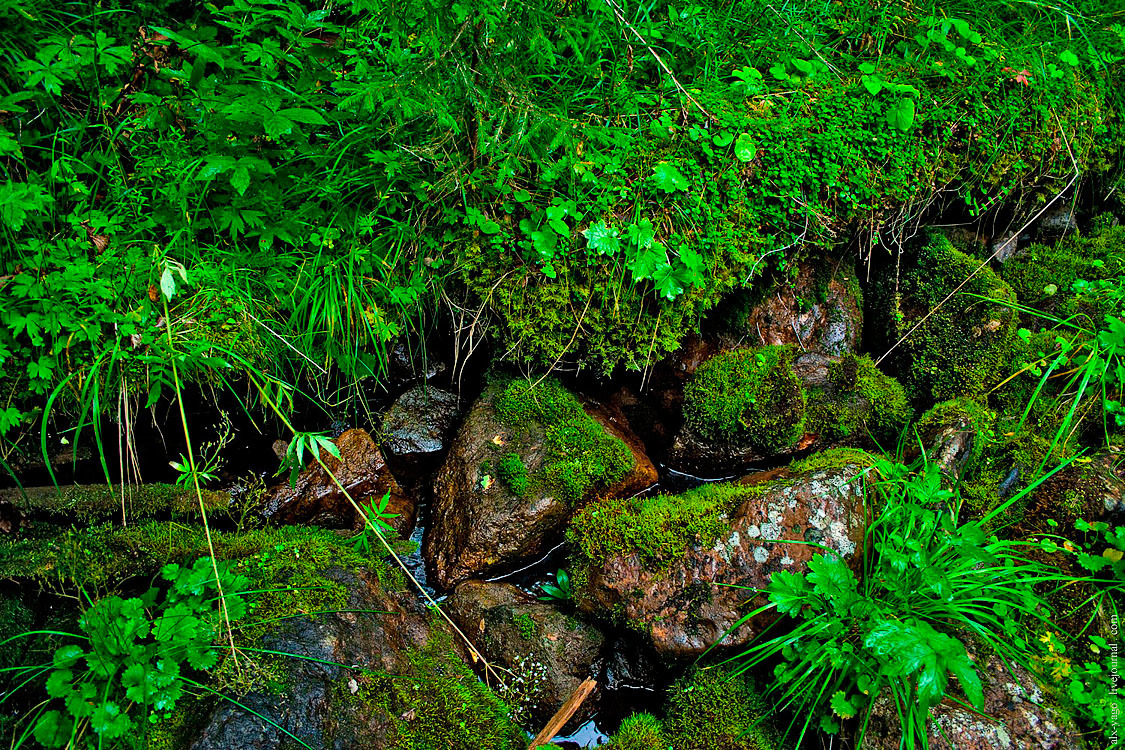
top-left (806, 353), bottom-right (909, 444)
top-left (909, 397), bottom-right (996, 478)
top-left (426, 373), bottom-right (653, 589)
top-left (875, 232), bottom-right (1019, 403)
top-left (337, 634), bottom-right (525, 750)
top-left (663, 666), bottom-right (779, 750)
top-left (682, 345), bottom-right (806, 452)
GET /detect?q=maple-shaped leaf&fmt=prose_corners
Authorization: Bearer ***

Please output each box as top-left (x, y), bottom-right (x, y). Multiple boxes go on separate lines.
top-left (651, 162), bottom-right (688, 193)
top-left (653, 262), bottom-right (686, 300)
top-left (830, 690), bottom-right (858, 718)
top-left (583, 221), bottom-right (621, 256)
top-left (626, 219), bottom-right (656, 249)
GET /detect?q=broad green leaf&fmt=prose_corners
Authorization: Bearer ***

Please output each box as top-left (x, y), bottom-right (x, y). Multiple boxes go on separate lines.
top-left (583, 221), bottom-right (621, 256)
top-left (160, 268), bottom-right (176, 300)
top-left (734, 133), bottom-right (757, 162)
top-left (279, 108), bottom-right (327, 125)
top-left (767, 570), bottom-right (810, 616)
top-left (652, 162), bottom-right (688, 193)
top-left (886, 98), bottom-right (916, 132)
top-left (230, 164), bottom-right (251, 196)
top-left (652, 262), bottom-right (685, 300)
top-left (34, 711), bottom-right (73, 749)
top-left (862, 75), bottom-right (883, 95)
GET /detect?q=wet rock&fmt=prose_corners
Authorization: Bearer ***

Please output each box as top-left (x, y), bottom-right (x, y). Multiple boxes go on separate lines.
top-left (189, 566), bottom-right (522, 750)
top-left (445, 580), bottom-right (606, 728)
top-left (862, 656), bottom-right (1081, 750)
top-left (424, 377), bottom-right (655, 590)
top-left (572, 453), bottom-right (871, 656)
top-left (1035, 206), bottom-right (1078, 241)
top-left (260, 429), bottom-right (414, 535)
top-left (379, 385), bottom-right (461, 484)
top-left (385, 340), bottom-right (447, 388)
top-left (909, 399), bottom-right (995, 481)
top-left (722, 256), bottom-right (863, 356)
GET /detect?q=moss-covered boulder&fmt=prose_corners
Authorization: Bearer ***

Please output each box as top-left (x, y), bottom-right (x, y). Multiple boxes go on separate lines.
top-left (669, 348), bottom-right (907, 473)
top-left (445, 580), bottom-right (606, 729)
top-left (189, 565), bottom-right (524, 750)
top-left (604, 712), bottom-right (667, 750)
top-left (424, 375), bottom-right (656, 589)
top-left (568, 449), bottom-right (872, 655)
top-left (908, 398), bottom-right (996, 480)
top-left (874, 232), bottom-right (1019, 403)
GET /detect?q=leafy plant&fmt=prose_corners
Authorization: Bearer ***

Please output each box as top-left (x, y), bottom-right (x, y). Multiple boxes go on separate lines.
top-left (7, 558), bottom-right (249, 748)
top-left (724, 457), bottom-right (1076, 747)
top-left (278, 432), bottom-right (342, 488)
top-left (347, 491), bottom-right (400, 554)
top-left (538, 569), bottom-right (572, 602)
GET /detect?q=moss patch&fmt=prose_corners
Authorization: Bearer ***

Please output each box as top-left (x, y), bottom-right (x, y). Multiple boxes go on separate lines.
top-left (496, 452), bottom-right (529, 497)
top-left (806, 354), bottom-right (909, 444)
top-left (492, 375), bottom-right (634, 503)
top-left (876, 232), bottom-right (1019, 403)
top-left (683, 345), bottom-right (806, 452)
top-left (663, 665), bottom-right (779, 750)
top-left (0, 483), bottom-right (229, 524)
top-left (340, 629), bottom-right (524, 750)
top-left (567, 481), bottom-right (761, 573)
top-left (913, 398), bottom-right (996, 468)
top-left (605, 712), bottom-right (668, 750)
top-left (788, 447), bottom-right (878, 475)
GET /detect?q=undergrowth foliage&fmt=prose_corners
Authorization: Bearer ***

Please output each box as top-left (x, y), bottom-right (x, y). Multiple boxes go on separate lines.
top-left (0, 0), bottom-right (1122, 462)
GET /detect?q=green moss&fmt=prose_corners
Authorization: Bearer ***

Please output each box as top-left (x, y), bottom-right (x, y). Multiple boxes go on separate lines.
top-left (343, 629), bottom-right (524, 750)
top-left (512, 612), bottom-right (537, 641)
top-left (1001, 225), bottom-right (1125, 321)
top-left (567, 481), bottom-right (760, 573)
top-left (663, 666), bottom-right (779, 750)
top-left (0, 594), bottom-right (34, 672)
top-left (683, 345), bottom-right (806, 452)
top-left (492, 375), bottom-right (634, 503)
top-left (788, 447), bottom-right (878, 474)
top-left (605, 712), bottom-right (668, 750)
top-left (497, 452), bottom-right (529, 496)
top-left (4, 483), bottom-right (229, 524)
top-left (877, 232), bottom-right (1019, 403)
top-left (959, 433), bottom-right (1054, 523)
top-left (806, 354), bottom-right (909, 443)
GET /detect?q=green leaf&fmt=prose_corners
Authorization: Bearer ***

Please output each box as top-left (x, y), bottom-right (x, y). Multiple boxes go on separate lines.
top-left (1060, 50), bottom-right (1079, 66)
top-left (230, 164), bottom-right (251, 196)
top-left (653, 262), bottom-right (686, 300)
top-left (264, 112), bottom-right (294, 139)
top-left (862, 75), bottom-right (883, 95)
top-left (767, 570), bottom-right (810, 616)
top-left (626, 219), bottom-right (656, 249)
top-left (734, 132), bottom-right (756, 162)
top-left (53, 645), bottom-right (84, 669)
top-left (830, 690), bottom-right (858, 718)
top-left (652, 162), bottom-right (688, 193)
top-left (34, 711), bottom-right (73, 749)
top-left (160, 268), bottom-right (176, 301)
top-left (279, 108), bottom-right (327, 126)
top-left (583, 221), bottom-right (621, 256)
top-left (712, 131), bottom-right (733, 147)
top-left (91, 701), bottom-right (132, 738)
top-left (886, 98), bottom-right (916, 132)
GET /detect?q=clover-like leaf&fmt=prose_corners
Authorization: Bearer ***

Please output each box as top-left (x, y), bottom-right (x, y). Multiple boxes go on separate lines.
top-left (651, 162), bottom-right (688, 193)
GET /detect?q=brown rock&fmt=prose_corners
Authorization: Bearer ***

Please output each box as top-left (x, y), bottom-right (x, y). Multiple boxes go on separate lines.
top-left (424, 381), bottom-right (656, 591)
top-left (577, 458), bottom-right (870, 656)
top-left (445, 581), bottom-right (606, 729)
top-left (863, 656), bottom-right (1081, 750)
top-left (729, 257), bottom-right (862, 356)
top-left (261, 429), bottom-right (414, 535)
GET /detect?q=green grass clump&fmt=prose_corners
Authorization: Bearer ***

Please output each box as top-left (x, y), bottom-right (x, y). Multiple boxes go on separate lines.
top-left (878, 233), bottom-right (1019, 403)
top-left (605, 712), bottom-right (668, 750)
top-left (683, 346), bottom-right (806, 452)
top-left (497, 452), bottom-right (529, 497)
top-left (807, 354), bottom-right (910, 443)
top-left (567, 481), bottom-right (759, 572)
top-left (493, 376), bottom-right (634, 503)
top-left (663, 666), bottom-right (779, 750)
